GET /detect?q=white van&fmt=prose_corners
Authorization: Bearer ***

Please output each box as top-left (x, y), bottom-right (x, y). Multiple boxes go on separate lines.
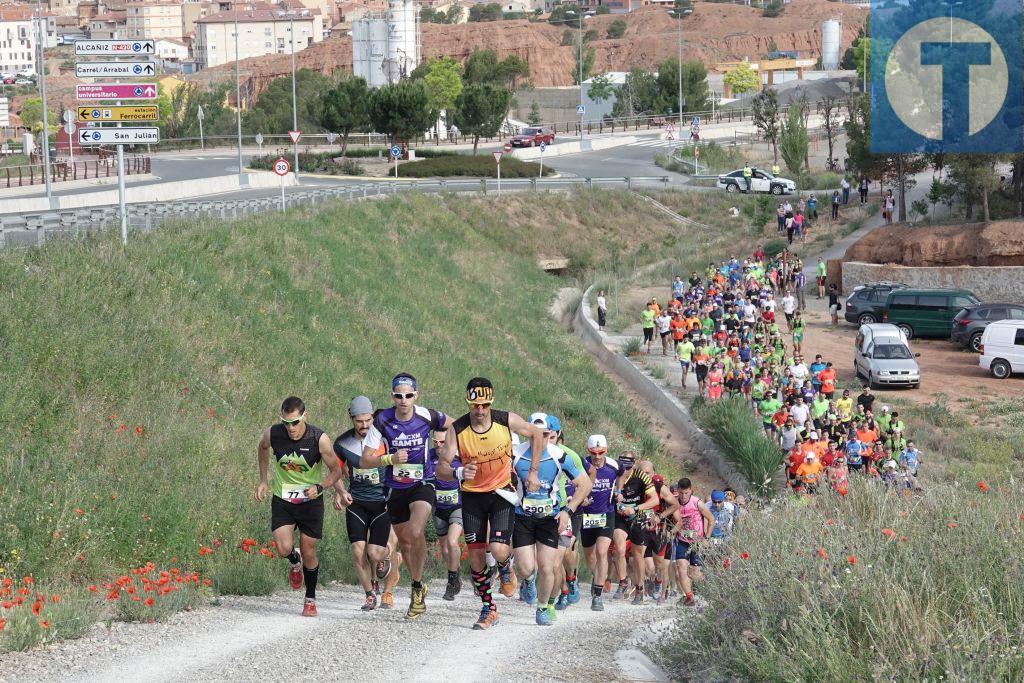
top-left (979, 320), bottom-right (1024, 379)
top-left (854, 323), bottom-right (920, 389)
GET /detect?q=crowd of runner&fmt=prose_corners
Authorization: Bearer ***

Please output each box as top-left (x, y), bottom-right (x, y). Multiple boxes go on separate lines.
top-left (640, 249), bottom-right (924, 495)
top-left (254, 376), bottom-right (734, 626)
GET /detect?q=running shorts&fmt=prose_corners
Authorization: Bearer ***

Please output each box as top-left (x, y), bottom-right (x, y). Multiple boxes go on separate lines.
top-left (695, 365), bottom-right (709, 381)
top-left (385, 482), bottom-right (435, 525)
top-left (643, 327), bottom-right (654, 342)
top-left (580, 511), bottom-right (614, 548)
top-left (613, 512), bottom-right (648, 546)
top-left (345, 499), bottom-right (391, 547)
top-left (513, 514), bottom-right (560, 550)
top-left (434, 506), bottom-right (464, 537)
top-left (671, 540), bottom-right (703, 566)
top-left (271, 495), bottom-right (324, 539)
top-left (461, 490), bottom-right (516, 548)
top-left (644, 528), bottom-right (668, 558)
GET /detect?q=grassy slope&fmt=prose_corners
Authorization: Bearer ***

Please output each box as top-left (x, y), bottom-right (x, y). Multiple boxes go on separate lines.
top-left (0, 191), bottom-right (683, 598)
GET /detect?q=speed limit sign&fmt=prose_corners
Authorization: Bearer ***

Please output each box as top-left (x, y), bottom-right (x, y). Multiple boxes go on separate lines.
top-left (273, 158), bottom-right (290, 176)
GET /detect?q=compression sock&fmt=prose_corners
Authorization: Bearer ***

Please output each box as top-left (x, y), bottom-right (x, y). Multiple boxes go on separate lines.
top-left (561, 588), bottom-right (569, 596)
top-left (447, 570), bottom-right (459, 583)
top-left (286, 550), bottom-right (300, 566)
top-left (592, 584), bottom-right (603, 597)
top-left (471, 568), bottom-right (495, 611)
top-left (547, 595), bottom-right (556, 607)
top-left (567, 572), bottom-right (577, 583)
top-left (498, 555), bottom-right (513, 573)
top-left (485, 552), bottom-right (496, 569)
top-left (303, 565), bottom-right (319, 600)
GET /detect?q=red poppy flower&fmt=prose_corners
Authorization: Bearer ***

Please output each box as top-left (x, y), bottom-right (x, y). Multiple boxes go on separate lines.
top-left (107, 589), bottom-right (120, 601)
top-left (74, 508), bottom-right (85, 516)
top-left (22, 576), bottom-right (33, 585)
top-left (900, 536), bottom-right (908, 542)
top-left (145, 597), bottom-right (154, 606)
top-left (135, 426), bottom-right (144, 436)
top-left (87, 585), bottom-right (97, 593)
top-left (881, 528), bottom-right (895, 539)
top-left (0, 619), bottom-right (6, 631)
top-left (977, 481), bottom-right (989, 493)
top-left (115, 424), bottom-right (126, 433)
top-left (817, 548), bottom-right (828, 559)
top-left (1, 578), bottom-right (10, 588)
top-left (31, 601), bottom-right (42, 616)
top-left (51, 595), bottom-right (61, 603)
top-left (948, 522), bottom-right (958, 529)
top-left (206, 408), bottom-right (217, 419)
top-left (212, 539), bottom-right (222, 548)
top-left (847, 555), bottom-right (857, 566)
top-left (740, 552), bottom-right (749, 560)
top-left (1, 601), bottom-right (12, 609)
top-left (39, 619), bottom-right (50, 628)
top-left (722, 558), bottom-right (732, 569)
top-left (203, 579), bottom-right (213, 587)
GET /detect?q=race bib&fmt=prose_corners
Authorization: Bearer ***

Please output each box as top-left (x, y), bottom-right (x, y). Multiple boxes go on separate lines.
top-left (678, 529), bottom-right (698, 542)
top-left (522, 497), bottom-right (555, 517)
top-left (393, 463), bottom-right (424, 483)
top-left (281, 485), bottom-right (310, 504)
top-left (582, 513), bottom-right (606, 529)
top-left (435, 489), bottom-right (459, 506)
top-left (351, 468), bottom-right (380, 486)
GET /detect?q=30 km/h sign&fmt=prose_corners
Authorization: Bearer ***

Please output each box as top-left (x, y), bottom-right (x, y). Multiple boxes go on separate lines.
top-left (273, 158), bottom-right (291, 176)
top-left (75, 61), bottom-right (155, 78)
top-left (78, 127), bottom-right (160, 145)
top-left (78, 106), bottom-right (158, 122)
top-left (75, 40), bottom-right (155, 56)
top-left (77, 83), bottom-right (157, 100)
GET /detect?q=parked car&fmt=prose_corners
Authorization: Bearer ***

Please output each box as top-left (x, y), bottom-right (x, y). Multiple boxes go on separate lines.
top-left (951, 303), bottom-right (1024, 352)
top-left (717, 168), bottom-right (796, 195)
top-left (844, 281), bottom-right (908, 325)
top-left (1, 77), bottom-right (14, 85)
top-left (510, 127), bottom-right (554, 147)
top-left (882, 288), bottom-right (979, 339)
top-left (854, 323), bottom-right (921, 389)
top-left (14, 78), bottom-right (33, 85)
top-left (978, 320), bottom-right (1024, 379)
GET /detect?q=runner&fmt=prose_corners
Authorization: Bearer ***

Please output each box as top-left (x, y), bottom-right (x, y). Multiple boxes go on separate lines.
top-left (430, 429), bottom-right (464, 601)
top-left (436, 377), bottom-right (546, 630)
top-left (359, 374), bottom-right (451, 620)
top-left (579, 435), bottom-right (619, 611)
top-left (542, 414), bottom-right (586, 611)
top-left (611, 452), bottom-right (659, 605)
top-left (255, 396), bottom-right (343, 617)
top-left (511, 413), bottom-right (592, 625)
top-left (670, 477), bottom-right (714, 607)
top-left (638, 462), bottom-right (679, 604)
top-left (641, 303), bottom-right (656, 354)
top-left (332, 396), bottom-right (399, 611)
top-left (674, 334), bottom-right (696, 389)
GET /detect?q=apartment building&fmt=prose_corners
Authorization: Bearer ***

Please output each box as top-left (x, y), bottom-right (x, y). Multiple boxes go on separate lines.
top-left (0, 4), bottom-right (36, 75)
top-left (194, 7), bottom-right (322, 68)
top-left (182, 1), bottom-right (217, 36)
top-left (126, 0), bottom-right (184, 40)
top-left (89, 10), bottom-right (127, 37)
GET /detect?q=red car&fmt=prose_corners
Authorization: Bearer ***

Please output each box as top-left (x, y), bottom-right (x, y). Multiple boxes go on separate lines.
top-left (510, 126), bottom-right (554, 147)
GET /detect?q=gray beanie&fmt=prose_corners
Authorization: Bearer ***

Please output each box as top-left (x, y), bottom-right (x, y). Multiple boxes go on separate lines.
top-left (348, 396), bottom-right (373, 417)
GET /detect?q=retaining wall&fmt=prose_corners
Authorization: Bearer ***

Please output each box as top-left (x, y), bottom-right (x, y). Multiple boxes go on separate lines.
top-left (574, 285), bottom-right (749, 496)
top-left (842, 262), bottom-right (1024, 302)
top-left (512, 135), bottom-right (636, 161)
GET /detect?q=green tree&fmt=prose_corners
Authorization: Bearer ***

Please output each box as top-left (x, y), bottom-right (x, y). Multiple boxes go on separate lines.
top-left (159, 82), bottom-right (235, 140)
top-left (947, 154), bottom-right (1000, 222)
top-left (319, 76), bottom-right (371, 156)
top-left (445, 5), bottom-right (464, 23)
top-left (468, 3), bottom-right (502, 21)
top-left (574, 46), bottom-right (596, 85)
top-left (751, 87), bottom-right (780, 162)
top-left (655, 58), bottom-right (709, 115)
top-left (463, 49), bottom-right (530, 89)
top-left (548, 4), bottom-right (582, 27)
top-left (587, 73), bottom-right (615, 104)
top-left (19, 98), bottom-right (55, 133)
top-left (606, 19), bottom-right (626, 39)
top-left (611, 67), bottom-right (659, 118)
top-left (778, 103), bottom-right (808, 175)
top-left (369, 80), bottom-right (437, 143)
top-left (452, 83), bottom-right (512, 154)
top-left (850, 37), bottom-right (870, 87)
top-left (243, 69), bottom-right (331, 134)
top-left (595, 5), bottom-right (610, 14)
top-left (527, 101), bottom-right (542, 125)
top-left (423, 57), bottom-right (464, 143)
top-left (762, 0), bottom-right (783, 17)
top-left (724, 62), bottom-right (758, 96)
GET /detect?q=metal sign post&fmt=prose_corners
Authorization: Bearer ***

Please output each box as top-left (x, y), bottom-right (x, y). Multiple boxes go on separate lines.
top-left (63, 110), bottom-right (75, 170)
top-left (539, 141), bottom-right (546, 178)
top-left (288, 129), bottom-right (301, 180)
top-left (273, 157), bottom-right (290, 211)
top-left (197, 105), bottom-right (205, 150)
top-left (255, 132), bottom-right (264, 156)
top-left (390, 145), bottom-right (400, 178)
top-left (492, 151), bottom-right (503, 195)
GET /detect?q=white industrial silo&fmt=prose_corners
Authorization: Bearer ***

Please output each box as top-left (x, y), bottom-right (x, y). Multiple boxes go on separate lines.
top-left (821, 18), bottom-right (841, 70)
top-left (352, 15), bottom-right (389, 88)
top-left (385, 0), bottom-right (420, 83)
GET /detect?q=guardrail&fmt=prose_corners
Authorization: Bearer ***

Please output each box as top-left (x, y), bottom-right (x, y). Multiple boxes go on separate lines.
top-left (0, 176), bottom-right (672, 248)
top-left (1, 156), bottom-right (151, 188)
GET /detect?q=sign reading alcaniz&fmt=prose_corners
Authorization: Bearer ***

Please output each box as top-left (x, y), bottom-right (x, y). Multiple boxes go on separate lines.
top-left (78, 127), bottom-right (161, 145)
top-left (75, 61), bottom-right (156, 78)
top-left (75, 40), bottom-right (156, 55)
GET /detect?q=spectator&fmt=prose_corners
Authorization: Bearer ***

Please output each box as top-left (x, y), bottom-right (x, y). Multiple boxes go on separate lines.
top-left (840, 177), bottom-right (851, 204)
top-left (597, 290), bottom-right (608, 330)
top-left (776, 203), bottom-right (786, 234)
top-left (831, 190), bottom-right (841, 221)
top-left (859, 176), bottom-right (869, 203)
top-left (827, 284), bottom-right (841, 326)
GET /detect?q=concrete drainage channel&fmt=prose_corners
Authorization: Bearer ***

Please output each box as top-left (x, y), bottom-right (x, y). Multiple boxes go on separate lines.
top-left (0, 176), bottom-right (672, 249)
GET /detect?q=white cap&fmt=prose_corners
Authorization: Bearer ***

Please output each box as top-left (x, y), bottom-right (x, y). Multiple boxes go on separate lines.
top-left (587, 434), bottom-right (608, 451)
top-left (885, 459), bottom-right (897, 469)
top-left (810, 431), bottom-right (819, 439)
top-left (528, 412), bottom-right (548, 426)
top-left (882, 406), bottom-right (890, 412)
top-left (804, 453), bottom-right (816, 461)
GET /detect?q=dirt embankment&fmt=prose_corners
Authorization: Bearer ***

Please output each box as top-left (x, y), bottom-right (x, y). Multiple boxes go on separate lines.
top-left (843, 221), bottom-right (1024, 267)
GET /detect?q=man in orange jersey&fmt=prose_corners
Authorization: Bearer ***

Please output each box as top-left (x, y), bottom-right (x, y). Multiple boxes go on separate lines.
top-left (436, 377), bottom-right (545, 630)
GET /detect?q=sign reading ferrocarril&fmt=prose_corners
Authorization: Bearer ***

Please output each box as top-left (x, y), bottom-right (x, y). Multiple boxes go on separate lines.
top-left (78, 106), bottom-right (159, 122)
top-left (871, 0), bottom-right (1023, 153)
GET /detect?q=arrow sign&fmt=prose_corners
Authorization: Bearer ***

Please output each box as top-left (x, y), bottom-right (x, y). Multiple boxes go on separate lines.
top-left (78, 127), bottom-right (161, 145)
top-left (76, 61), bottom-right (155, 78)
top-left (77, 84), bottom-right (158, 100)
top-left (288, 130), bottom-right (301, 144)
top-left (77, 105), bottom-right (159, 122)
top-left (196, 105), bottom-right (204, 121)
top-left (75, 39), bottom-right (156, 56)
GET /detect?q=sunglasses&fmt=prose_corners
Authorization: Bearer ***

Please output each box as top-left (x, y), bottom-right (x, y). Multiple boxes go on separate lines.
top-left (392, 392), bottom-right (416, 400)
top-left (466, 400), bottom-right (492, 408)
top-left (281, 415), bottom-right (304, 426)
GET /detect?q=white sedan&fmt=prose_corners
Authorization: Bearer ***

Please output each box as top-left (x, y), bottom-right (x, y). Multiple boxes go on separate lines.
top-left (717, 168), bottom-right (796, 195)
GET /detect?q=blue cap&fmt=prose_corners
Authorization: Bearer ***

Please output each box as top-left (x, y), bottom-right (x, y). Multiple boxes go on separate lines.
top-left (392, 373), bottom-right (417, 390)
top-left (711, 489), bottom-right (726, 502)
top-left (545, 415), bottom-right (561, 432)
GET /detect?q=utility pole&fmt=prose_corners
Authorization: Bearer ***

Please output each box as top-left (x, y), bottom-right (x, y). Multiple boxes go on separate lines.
top-left (676, 9), bottom-right (683, 136)
top-left (290, 14), bottom-right (298, 179)
top-left (35, 0), bottom-right (53, 207)
top-left (234, 9), bottom-right (245, 184)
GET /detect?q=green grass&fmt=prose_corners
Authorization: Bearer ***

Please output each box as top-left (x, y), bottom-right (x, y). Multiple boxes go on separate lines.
top-left (0, 154), bottom-right (30, 169)
top-left (657, 477), bottom-right (1024, 681)
top-left (691, 396), bottom-right (784, 495)
top-left (656, 141), bottom-right (747, 175)
top-left (397, 155), bottom-right (553, 178)
top-left (0, 190), bottom-right (677, 649)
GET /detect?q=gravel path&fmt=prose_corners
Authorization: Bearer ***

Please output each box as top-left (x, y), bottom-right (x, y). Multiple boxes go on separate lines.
top-left (0, 580), bottom-right (675, 683)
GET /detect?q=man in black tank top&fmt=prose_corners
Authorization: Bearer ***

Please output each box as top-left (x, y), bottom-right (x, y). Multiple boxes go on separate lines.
top-left (256, 396), bottom-right (343, 618)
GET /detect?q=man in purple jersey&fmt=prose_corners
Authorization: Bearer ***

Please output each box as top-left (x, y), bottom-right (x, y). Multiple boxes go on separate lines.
top-left (579, 434), bottom-right (620, 611)
top-left (360, 373), bottom-right (451, 620)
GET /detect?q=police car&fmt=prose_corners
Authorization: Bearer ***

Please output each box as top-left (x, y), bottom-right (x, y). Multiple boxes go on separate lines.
top-left (716, 167), bottom-right (796, 195)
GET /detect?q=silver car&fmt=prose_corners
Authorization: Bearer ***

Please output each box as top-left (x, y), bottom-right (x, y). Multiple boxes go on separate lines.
top-left (854, 336), bottom-right (921, 389)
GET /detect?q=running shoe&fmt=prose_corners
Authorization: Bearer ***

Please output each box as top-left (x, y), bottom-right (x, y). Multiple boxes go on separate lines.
top-left (361, 593), bottom-right (377, 611)
top-left (472, 606), bottom-right (499, 630)
top-left (591, 595), bottom-right (605, 611)
top-left (301, 598), bottom-right (317, 617)
top-left (443, 578), bottom-right (462, 601)
top-left (554, 593), bottom-right (570, 611)
top-left (644, 578), bottom-right (654, 597)
top-left (535, 607), bottom-right (553, 626)
top-left (375, 556), bottom-right (392, 581)
top-left (652, 581), bottom-right (663, 601)
top-left (288, 554), bottom-right (303, 590)
top-left (656, 590), bottom-right (667, 606)
top-left (612, 582), bottom-right (628, 600)
top-left (682, 593), bottom-right (695, 607)
top-left (545, 603), bottom-right (558, 623)
top-left (406, 584), bottom-right (427, 620)
top-left (498, 564), bottom-right (518, 598)
top-left (566, 578), bottom-right (580, 605)
top-left (631, 589), bottom-right (644, 606)
top-left (521, 577), bottom-right (537, 605)
top-left (380, 591), bottom-right (394, 609)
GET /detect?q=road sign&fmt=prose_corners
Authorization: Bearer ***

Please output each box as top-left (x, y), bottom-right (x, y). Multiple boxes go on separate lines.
top-left (62, 109), bottom-right (74, 123)
top-left (255, 133), bottom-right (264, 146)
top-left (326, 132), bottom-right (338, 144)
top-left (77, 105), bottom-right (159, 122)
top-left (196, 105), bottom-right (204, 122)
top-left (390, 145), bottom-right (401, 158)
top-left (75, 39), bottom-right (155, 56)
top-left (75, 61), bottom-right (155, 78)
top-left (64, 121), bottom-right (76, 135)
top-left (492, 151), bottom-right (503, 163)
top-left (273, 158), bottom-right (290, 176)
top-left (77, 83), bottom-right (157, 100)
top-left (576, 104), bottom-right (585, 115)
top-left (691, 115), bottom-right (701, 126)
top-left (288, 130), bottom-right (301, 144)
top-left (539, 142), bottom-right (546, 152)
top-left (694, 146), bottom-right (700, 159)
top-left (503, 142), bottom-right (512, 153)
top-left (78, 127), bottom-right (160, 145)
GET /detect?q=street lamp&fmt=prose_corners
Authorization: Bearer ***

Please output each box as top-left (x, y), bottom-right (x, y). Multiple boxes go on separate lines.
top-left (34, 0), bottom-right (53, 207)
top-left (669, 8), bottom-right (684, 139)
top-left (234, 8), bottom-right (245, 184)
top-left (556, 10), bottom-right (585, 140)
top-left (279, 9), bottom-right (308, 178)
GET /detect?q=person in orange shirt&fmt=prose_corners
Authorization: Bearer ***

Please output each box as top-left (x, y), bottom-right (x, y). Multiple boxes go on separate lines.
top-left (692, 347), bottom-right (712, 396)
top-left (649, 298), bottom-right (661, 317)
top-left (670, 312), bottom-right (687, 344)
top-left (786, 446), bottom-right (804, 487)
top-left (856, 424), bottom-right (878, 444)
top-left (685, 313), bottom-right (702, 332)
top-left (816, 362), bottom-right (837, 399)
top-left (795, 453), bottom-right (824, 493)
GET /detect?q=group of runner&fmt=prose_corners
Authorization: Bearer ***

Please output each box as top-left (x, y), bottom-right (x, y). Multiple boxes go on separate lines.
top-left (254, 375), bottom-right (717, 627)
